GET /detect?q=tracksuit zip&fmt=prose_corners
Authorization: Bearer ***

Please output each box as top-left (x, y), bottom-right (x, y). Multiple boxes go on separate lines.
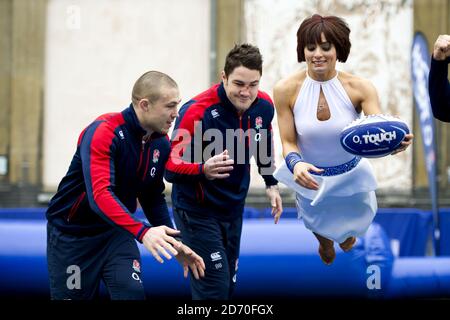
top-left (142, 147), bottom-right (151, 181)
top-left (67, 192), bottom-right (86, 222)
top-left (137, 139), bottom-right (145, 174)
top-left (247, 116), bottom-right (251, 148)
top-left (239, 115), bottom-right (243, 142)
top-left (196, 182), bottom-right (205, 203)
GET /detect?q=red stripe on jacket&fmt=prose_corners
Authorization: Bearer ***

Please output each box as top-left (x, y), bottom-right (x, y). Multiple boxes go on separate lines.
top-left (88, 114), bottom-right (146, 238)
top-left (165, 85), bottom-right (221, 175)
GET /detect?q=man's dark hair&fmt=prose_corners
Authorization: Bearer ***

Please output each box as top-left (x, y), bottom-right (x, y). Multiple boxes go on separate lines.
top-left (224, 43), bottom-right (263, 77)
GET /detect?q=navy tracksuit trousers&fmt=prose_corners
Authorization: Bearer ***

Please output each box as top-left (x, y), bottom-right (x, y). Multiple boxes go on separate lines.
top-left (173, 207), bottom-right (243, 300)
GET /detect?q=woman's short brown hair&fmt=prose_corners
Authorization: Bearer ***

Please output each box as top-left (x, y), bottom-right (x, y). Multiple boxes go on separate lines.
top-left (296, 14), bottom-right (351, 63)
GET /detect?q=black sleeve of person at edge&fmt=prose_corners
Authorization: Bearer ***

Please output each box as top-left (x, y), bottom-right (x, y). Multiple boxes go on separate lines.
top-left (429, 56), bottom-right (450, 122)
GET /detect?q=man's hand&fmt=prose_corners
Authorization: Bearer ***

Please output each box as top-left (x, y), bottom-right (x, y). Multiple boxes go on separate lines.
top-left (391, 133), bottom-right (414, 155)
top-left (433, 34), bottom-right (450, 61)
top-left (203, 150), bottom-right (234, 180)
top-left (266, 185), bottom-right (283, 224)
top-left (142, 226), bottom-right (182, 263)
top-left (175, 243), bottom-right (206, 280)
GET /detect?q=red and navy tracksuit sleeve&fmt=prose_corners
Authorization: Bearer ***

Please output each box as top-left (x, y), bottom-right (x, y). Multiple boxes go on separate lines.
top-left (138, 178), bottom-right (174, 229)
top-left (80, 121), bottom-right (150, 242)
top-left (256, 93), bottom-right (278, 187)
top-left (165, 102), bottom-right (205, 183)
top-left (257, 122), bottom-right (278, 186)
top-left (429, 56), bottom-right (450, 122)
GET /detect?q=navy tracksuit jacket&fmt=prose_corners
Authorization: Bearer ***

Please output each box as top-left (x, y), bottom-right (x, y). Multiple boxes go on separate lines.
top-left (46, 105), bottom-right (173, 241)
top-left (165, 82), bottom-right (278, 220)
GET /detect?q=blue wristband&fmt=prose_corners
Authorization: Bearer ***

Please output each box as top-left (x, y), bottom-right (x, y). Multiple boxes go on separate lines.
top-left (285, 152), bottom-right (303, 173)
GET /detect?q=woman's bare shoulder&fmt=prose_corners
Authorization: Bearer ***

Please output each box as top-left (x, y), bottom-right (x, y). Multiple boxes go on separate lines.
top-left (338, 71), bottom-right (372, 91)
top-left (274, 69), bottom-right (307, 98)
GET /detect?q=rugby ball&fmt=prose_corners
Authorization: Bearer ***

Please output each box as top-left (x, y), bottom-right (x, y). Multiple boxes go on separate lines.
top-left (340, 114), bottom-right (410, 158)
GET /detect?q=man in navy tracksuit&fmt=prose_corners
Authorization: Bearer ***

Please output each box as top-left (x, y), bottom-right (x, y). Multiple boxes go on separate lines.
top-left (46, 71), bottom-right (205, 300)
top-left (165, 44), bottom-right (283, 300)
top-left (429, 34), bottom-right (450, 122)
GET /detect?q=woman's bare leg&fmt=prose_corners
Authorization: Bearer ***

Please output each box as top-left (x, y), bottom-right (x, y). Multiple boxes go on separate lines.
top-left (339, 236), bottom-right (356, 252)
top-left (313, 232), bottom-right (335, 265)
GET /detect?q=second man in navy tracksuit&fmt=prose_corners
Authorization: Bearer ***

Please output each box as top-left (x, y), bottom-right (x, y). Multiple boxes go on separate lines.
top-left (165, 44), bottom-right (283, 300)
